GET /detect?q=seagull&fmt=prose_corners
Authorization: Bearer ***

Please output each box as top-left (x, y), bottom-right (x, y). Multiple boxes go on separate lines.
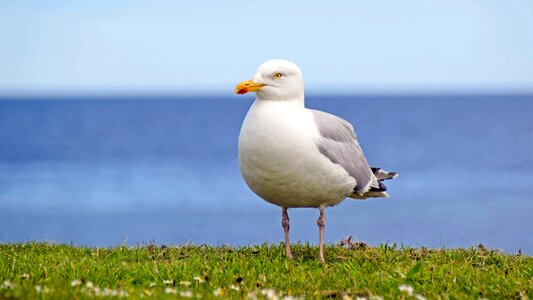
top-left (234, 59), bottom-right (398, 263)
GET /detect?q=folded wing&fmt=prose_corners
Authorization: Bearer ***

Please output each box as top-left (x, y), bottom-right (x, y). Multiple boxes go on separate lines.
top-left (311, 109), bottom-right (378, 195)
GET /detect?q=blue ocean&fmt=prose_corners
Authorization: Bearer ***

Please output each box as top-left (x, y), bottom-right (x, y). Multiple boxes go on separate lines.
top-left (1, 94), bottom-right (532, 254)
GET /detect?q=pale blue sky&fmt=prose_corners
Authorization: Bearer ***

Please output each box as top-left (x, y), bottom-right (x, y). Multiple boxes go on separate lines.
top-left (1, 0), bottom-right (532, 95)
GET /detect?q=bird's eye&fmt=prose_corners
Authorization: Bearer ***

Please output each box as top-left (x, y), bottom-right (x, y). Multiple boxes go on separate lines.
top-left (273, 72), bottom-right (283, 79)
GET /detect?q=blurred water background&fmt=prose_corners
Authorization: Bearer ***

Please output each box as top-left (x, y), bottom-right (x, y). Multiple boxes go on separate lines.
top-left (1, 94), bottom-right (532, 254)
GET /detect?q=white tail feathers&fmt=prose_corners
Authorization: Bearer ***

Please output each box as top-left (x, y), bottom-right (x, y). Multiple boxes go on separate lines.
top-left (372, 167), bottom-right (399, 180)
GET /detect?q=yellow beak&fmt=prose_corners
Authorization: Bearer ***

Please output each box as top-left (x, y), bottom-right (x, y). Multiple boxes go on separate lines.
top-left (234, 79), bottom-right (265, 95)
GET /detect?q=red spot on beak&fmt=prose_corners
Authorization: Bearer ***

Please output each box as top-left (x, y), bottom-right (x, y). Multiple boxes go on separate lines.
top-left (237, 88), bottom-right (248, 94)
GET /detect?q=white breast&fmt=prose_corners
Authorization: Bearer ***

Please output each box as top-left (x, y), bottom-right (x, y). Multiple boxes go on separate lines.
top-left (238, 100), bottom-right (355, 208)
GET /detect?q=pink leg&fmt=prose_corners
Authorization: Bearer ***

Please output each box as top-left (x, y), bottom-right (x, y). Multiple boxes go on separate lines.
top-left (317, 207), bottom-right (326, 263)
top-left (281, 207), bottom-right (293, 259)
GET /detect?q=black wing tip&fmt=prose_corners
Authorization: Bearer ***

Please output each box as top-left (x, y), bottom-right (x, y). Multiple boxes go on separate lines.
top-left (369, 181), bottom-right (388, 192)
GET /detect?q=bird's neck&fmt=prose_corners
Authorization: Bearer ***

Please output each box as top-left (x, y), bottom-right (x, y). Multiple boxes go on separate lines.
top-left (255, 94), bottom-right (305, 108)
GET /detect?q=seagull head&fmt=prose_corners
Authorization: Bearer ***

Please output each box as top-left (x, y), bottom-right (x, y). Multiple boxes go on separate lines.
top-left (234, 59), bottom-right (304, 101)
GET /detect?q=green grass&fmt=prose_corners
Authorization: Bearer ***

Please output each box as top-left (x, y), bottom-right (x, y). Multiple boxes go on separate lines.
top-left (0, 241), bottom-right (531, 299)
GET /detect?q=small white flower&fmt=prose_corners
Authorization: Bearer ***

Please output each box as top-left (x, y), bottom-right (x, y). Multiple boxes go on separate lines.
top-left (91, 287), bottom-right (102, 296)
top-left (163, 279), bottom-right (174, 285)
top-left (193, 276), bottom-right (205, 283)
top-left (148, 282), bottom-right (156, 288)
top-left (109, 288), bottom-right (123, 297)
top-left (180, 290), bottom-right (193, 298)
top-left (35, 285), bottom-right (50, 293)
top-left (261, 288), bottom-right (280, 300)
top-left (86, 281), bottom-right (94, 289)
top-left (415, 294), bottom-right (427, 300)
top-left (20, 273), bottom-right (30, 280)
top-left (214, 288), bottom-right (224, 297)
top-left (398, 284), bottom-right (414, 296)
top-left (283, 296), bottom-right (299, 300)
top-left (2, 281), bottom-right (15, 289)
top-left (102, 288), bottom-right (112, 296)
top-left (180, 280), bottom-right (191, 286)
top-left (355, 297), bottom-right (367, 300)
top-left (71, 279), bottom-right (82, 287)
top-left (229, 284), bottom-right (240, 291)
top-left (165, 287), bottom-right (177, 294)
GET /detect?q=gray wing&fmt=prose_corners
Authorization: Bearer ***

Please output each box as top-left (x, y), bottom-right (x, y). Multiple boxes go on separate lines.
top-left (310, 109), bottom-right (377, 195)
